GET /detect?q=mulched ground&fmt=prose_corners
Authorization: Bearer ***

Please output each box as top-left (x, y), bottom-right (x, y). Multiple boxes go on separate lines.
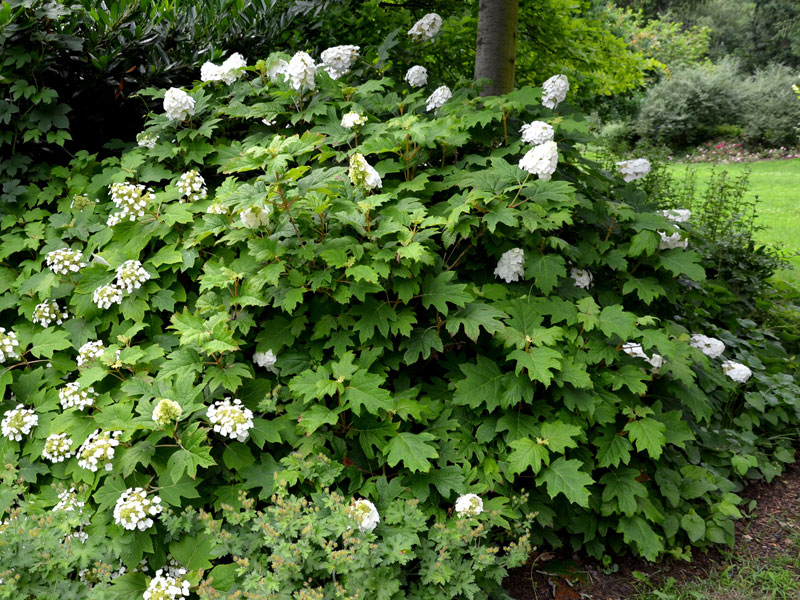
top-left (503, 462), bottom-right (800, 599)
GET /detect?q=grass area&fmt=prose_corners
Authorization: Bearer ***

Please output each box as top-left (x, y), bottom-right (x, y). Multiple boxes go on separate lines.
top-left (631, 535), bottom-right (800, 600)
top-left (668, 159), bottom-right (800, 288)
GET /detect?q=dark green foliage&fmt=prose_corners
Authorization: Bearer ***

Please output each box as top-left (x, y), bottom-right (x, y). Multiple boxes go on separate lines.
top-left (636, 58), bottom-right (800, 149)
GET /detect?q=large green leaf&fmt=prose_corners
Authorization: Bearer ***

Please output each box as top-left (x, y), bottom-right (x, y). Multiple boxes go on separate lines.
top-left (535, 457), bottom-right (593, 507)
top-left (384, 432), bottom-right (439, 473)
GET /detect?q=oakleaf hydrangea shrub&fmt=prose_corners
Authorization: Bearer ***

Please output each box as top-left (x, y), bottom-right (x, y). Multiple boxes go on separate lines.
top-left (1, 28), bottom-right (799, 597)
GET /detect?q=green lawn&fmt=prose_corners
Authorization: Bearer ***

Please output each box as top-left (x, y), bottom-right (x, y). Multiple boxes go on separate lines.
top-left (668, 159), bottom-right (800, 287)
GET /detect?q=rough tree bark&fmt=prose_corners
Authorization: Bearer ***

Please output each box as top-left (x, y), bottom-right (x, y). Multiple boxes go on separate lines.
top-left (474, 0), bottom-right (520, 96)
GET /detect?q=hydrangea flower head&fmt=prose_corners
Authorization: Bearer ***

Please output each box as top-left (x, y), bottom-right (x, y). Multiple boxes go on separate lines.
top-left (541, 74), bottom-right (569, 109)
top-left (113, 488), bottom-right (163, 531)
top-left (454, 493), bottom-right (483, 517)
top-left (660, 208), bottom-right (691, 223)
top-left (163, 88), bottom-right (195, 121)
top-left (42, 433), bottom-right (74, 462)
top-left (287, 51), bottom-right (316, 91)
top-left (45, 248), bottom-right (86, 275)
top-left (153, 399), bottom-right (182, 427)
top-left (320, 45), bottom-right (359, 79)
top-left (348, 153), bottom-right (382, 190)
top-left (219, 53), bottom-right (247, 84)
top-left (350, 498), bottom-right (380, 532)
top-left (494, 248), bottom-right (525, 283)
top-left (207, 202), bottom-right (227, 215)
top-left (426, 85), bottom-right (452, 112)
top-left (404, 65), bottom-right (428, 87)
top-left (115, 260), bottom-right (151, 293)
top-left (108, 182), bottom-right (155, 224)
top-left (33, 300), bottom-right (69, 328)
top-left (722, 360), bottom-right (752, 383)
top-left (59, 381), bottom-right (97, 410)
top-left (520, 121), bottom-right (554, 145)
top-left (176, 170), bottom-right (207, 203)
top-left (519, 140), bottom-right (559, 180)
top-left (240, 206), bottom-right (272, 229)
top-left (144, 568), bottom-right (190, 600)
top-left (77, 429), bottom-right (122, 472)
top-left (570, 268), bottom-right (593, 289)
top-left (617, 158), bottom-right (651, 182)
top-left (207, 397), bottom-right (254, 442)
top-left (658, 231), bottom-right (688, 250)
top-left (690, 334), bottom-right (725, 358)
top-left (54, 488), bottom-right (85, 512)
top-left (266, 57), bottom-right (289, 82)
top-left (0, 328), bottom-right (21, 363)
top-left (137, 131), bottom-right (158, 149)
top-left (341, 112), bottom-right (367, 128)
top-left (1, 404), bottom-right (37, 441)
top-left (93, 284), bottom-right (123, 309)
top-left (77, 340), bottom-right (105, 367)
top-left (408, 13), bottom-right (442, 41)
top-left (622, 342), bottom-right (663, 369)
top-left (253, 349), bottom-right (277, 372)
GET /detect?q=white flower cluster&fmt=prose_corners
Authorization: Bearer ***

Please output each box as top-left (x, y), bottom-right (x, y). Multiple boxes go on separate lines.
top-left (206, 202), bottom-right (228, 215)
top-left (77, 429), bottom-right (122, 472)
top-left (176, 170), bottom-right (207, 203)
top-left (426, 85), bottom-right (452, 112)
top-left (65, 531), bottom-right (89, 544)
top-left (200, 52), bottom-right (246, 84)
top-left (144, 568), bottom-right (190, 600)
top-left (253, 349), bottom-right (277, 371)
top-left (42, 433), bottom-right (74, 462)
top-left (622, 342), bottom-right (663, 369)
top-left (519, 140), bottom-right (559, 180)
top-left (240, 206), bottom-right (272, 228)
top-left (341, 112), bottom-right (367, 128)
top-left (616, 158), bottom-right (651, 182)
top-left (454, 493), bottom-right (483, 517)
top-left (108, 182), bottom-right (155, 225)
top-left (287, 51), bottom-right (317, 91)
top-left (45, 248), bottom-right (86, 275)
top-left (266, 57), bottom-right (289, 82)
top-left (59, 381), bottom-right (97, 410)
top-left (93, 283), bottom-right (124, 309)
top-left (660, 208), bottom-right (691, 223)
top-left (690, 334), bottom-right (726, 358)
top-left (206, 397), bottom-right (254, 442)
top-left (494, 248), bottom-right (525, 283)
top-left (116, 260), bottom-right (151, 293)
top-left (320, 45), bottom-right (359, 79)
top-left (351, 498), bottom-right (380, 532)
top-left (348, 153), bottom-right (382, 190)
top-left (408, 13), bottom-right (442, 42)
top-left (0, 327), bottom-right (20, 363)
top-left (163, 88), bottom-right (195, 121)
top-left (54, 488), bottom-right (85, 512)
top-left (32, 300), bottom-right (69, 327)
top-left (77, 340), bottom-right (105, 367)
top-left (520, 121), bottom-right (554, 145)
top-left (722, 360), bottom-right (753, 383)
top-left (658, 231), bottom-right (688, 250)
top-left (541, 74), bottom-right (569, 109)
top-left (137, 131), bottom-right (158, 149)
top-left (113, 488), bottom-right (163, 531)
top-left (153, 399), bottom-right (182, 426)
top-left (1, 404), bottom-right (38, 441)
top-left (404, 65), bottom-right (428, 87)
top-left (570, 268), bottom-right (593, 289)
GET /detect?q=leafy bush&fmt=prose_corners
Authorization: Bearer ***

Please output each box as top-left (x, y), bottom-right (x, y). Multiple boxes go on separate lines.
top-left (636, 58), bottom-right (800, 150)
top-left (636, 58), bottom-right (744, 149)
top-left (1, 26), bottom-right (799, 598)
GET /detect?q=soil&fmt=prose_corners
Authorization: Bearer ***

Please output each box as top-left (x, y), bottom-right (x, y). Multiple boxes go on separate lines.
top-left (503, 462), bottom-right (800, 599)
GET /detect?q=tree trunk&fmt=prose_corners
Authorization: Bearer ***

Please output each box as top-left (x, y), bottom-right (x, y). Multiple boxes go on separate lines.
top-left (474, 0), bottom-right (519, 96)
